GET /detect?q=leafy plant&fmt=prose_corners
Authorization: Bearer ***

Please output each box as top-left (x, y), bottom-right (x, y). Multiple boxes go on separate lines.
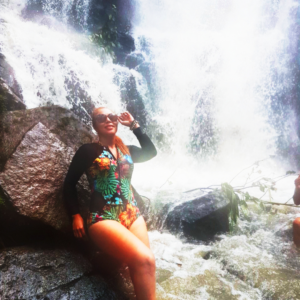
top-left (220, 182), bottom-right (263, 230)
top-left (220, 169), bottom-right (296, 230)
top-left (90, 4), bottom-right (122, 59)
top-left (184, 157), bottom-right (298, 231)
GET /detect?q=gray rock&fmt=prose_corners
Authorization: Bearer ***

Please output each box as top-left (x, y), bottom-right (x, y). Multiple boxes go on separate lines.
top-left (0, 246), bottom-right (125, 300)
top-left (125, 53), bottom-right (145, 69)
top-left (0, 78), bottom-right (26, 112)
top-left (0, 53), bottom-right (23, 101)
top-left (0, 105), bottom-right (96, 170)
top-left (0, 122), bottom-right (90, 232)
top-left (165, 191), bottom-right (230, 241)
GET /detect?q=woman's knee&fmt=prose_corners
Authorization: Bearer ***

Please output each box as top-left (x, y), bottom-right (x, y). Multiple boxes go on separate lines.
top-left (293, 218), bottom-right (300, 230)
top-left (129, 250), bottom-right (156, 272)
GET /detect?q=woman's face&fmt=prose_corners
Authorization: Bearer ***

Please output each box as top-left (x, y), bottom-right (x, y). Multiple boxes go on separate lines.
top-left (93, 107), bottom-right (118, 137)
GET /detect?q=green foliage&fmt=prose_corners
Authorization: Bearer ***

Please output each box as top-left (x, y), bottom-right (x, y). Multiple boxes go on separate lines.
top-left (95, 165), bottom-right (119, 196)
top-left (221, 183), bottom-right (241, 230)
top-left (286, 170), bottom-right (296, 175)
top-left (90, 4), bottom-right (122, 59)
top-left (220, 181), bottom-right (272, 231)
top-left (121, 178), bottom-right (133, 200)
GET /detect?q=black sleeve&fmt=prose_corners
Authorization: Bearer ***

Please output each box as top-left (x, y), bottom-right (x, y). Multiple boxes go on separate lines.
top-left (127, 127), bottom-right (157, 163)
top-left (63, 144), bottom-right (99, 217)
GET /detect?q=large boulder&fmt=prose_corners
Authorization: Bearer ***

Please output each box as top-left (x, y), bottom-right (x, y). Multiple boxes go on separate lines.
top-left (0, 105), bottom-right (95, 171)
top-left (165, 191), bottom-right (230, 241)
top-left (0, 122), bottom-right (89, 233)
top-left (0, 246), bottom-right (126, 300)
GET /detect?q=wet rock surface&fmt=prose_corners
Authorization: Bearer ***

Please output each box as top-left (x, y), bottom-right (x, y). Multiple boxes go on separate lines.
top-left (0, 53), bottom-right (25, 112)
top-left (165, 191), bottom-right (230, 241)
top-left (0, 53), bottom-right (24, 101)
top-left (0, 246), bottom-right (126, 300)
top-left (0, 122), bottom-right (90, 232)
top-left (0, 105), bottom-right (95, 170)
top-left (0, 78), bottom-right (25, 111)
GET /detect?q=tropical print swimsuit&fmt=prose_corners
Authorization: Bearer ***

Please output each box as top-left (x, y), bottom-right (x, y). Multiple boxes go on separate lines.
top-left (86, 146), bottom-right (140, 229)
top-left (63, 127), bottom-right (157, 230)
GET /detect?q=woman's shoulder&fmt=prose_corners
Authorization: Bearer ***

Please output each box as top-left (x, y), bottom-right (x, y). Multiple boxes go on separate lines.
top-left (75, 143), bottom-right (102, 156)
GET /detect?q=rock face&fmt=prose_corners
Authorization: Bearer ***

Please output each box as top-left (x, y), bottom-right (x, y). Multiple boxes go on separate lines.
top-left (0, 54), bottom-right (26, 111)
top-left (0, 105), bottom-right (95, 171)
top-left (165, 191), bottom-right (230, 241)
top-left (0, 54), bottom-right (23, 100)
top-left (0, 246), bottom-right (126, 300)
top-left (0, 122), bottom-right (90, 232)
top-left (0, 79), bottom-right (26, 111)
top-left (0, 106), bottom-right (96, 236)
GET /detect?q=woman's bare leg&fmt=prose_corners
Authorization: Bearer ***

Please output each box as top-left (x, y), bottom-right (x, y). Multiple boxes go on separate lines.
top-left (129, 216), bottom-right (150, 248)
top-left (293, 218), bottom-right (300, 247)
top-left (88, 220), bottom-right (156, 300)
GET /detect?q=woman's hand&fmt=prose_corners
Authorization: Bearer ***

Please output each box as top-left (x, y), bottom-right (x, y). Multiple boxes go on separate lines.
top-left (72, 214), bottom-right (88, 240)
top-left (118, 112), bottom-right (140, 129)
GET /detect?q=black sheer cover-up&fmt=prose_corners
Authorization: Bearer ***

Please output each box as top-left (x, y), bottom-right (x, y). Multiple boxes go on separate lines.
top-left (63, 127), bottom-right (157, 220)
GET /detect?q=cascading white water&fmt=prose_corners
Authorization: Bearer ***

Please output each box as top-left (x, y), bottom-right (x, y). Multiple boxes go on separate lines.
top-left (131, 0), bottom-right (299, 194)
top-left (1, 0), bottom-right (300, 298)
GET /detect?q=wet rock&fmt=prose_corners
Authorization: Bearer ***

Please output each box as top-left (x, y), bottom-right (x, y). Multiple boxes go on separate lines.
top-left (0, 53), bottom-right (25, 112)
top-left (0, 105), bottom-right (95, 170)
top-left (0, 246), bottom-right (125, 300)
top-left (0, 184), bottom-right (63, 248)
top-left (0, 122), bottom-right (89, 233)
top-left (64, 70), bottom-right (95, 125)
top-left (125, 53), bottom-right (145, 69)
top-left (0, 53), bottom-right (23, 101)
top-left (136, 62), bottom-right (157, 97)
top-left (115, 32), bottom-right (135, 65)
top-left (114, 70), bottom-right (147, 128)
top-left (0, 79), bottom-right (26, 112)
top-left (165, 191), bottom-right (230, 241)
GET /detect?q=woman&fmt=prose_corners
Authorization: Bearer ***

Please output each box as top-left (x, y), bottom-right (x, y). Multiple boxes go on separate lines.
top-left (63, 107), bottom-right (157, 300)
top-left (293, 175), bottom-right (300, 247)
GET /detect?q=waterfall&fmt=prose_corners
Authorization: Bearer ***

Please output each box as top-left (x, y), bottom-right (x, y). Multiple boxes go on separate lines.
top-left (0, 0), bottom-right (298, 193)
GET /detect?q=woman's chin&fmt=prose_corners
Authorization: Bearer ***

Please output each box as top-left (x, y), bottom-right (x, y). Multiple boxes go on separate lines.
top-left (102, 129), bottom-right (116, 136)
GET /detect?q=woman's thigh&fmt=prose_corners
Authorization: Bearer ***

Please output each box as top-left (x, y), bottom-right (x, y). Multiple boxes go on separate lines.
top-left (129, 216), bottom-right (150, 248)
top-left (88, 220), bottom-right (151, 264)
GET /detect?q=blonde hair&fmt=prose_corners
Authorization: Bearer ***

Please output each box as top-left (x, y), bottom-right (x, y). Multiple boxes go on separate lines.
top-left (92, 107), bottom-right (130, 155)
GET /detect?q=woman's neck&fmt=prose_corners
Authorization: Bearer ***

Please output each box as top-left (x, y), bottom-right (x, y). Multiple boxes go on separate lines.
top-left (98, 135), bottom-right (115, 148)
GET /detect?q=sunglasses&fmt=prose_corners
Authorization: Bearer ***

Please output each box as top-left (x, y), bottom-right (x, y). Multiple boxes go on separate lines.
top-left (94, 113), bottom-right (118, 123)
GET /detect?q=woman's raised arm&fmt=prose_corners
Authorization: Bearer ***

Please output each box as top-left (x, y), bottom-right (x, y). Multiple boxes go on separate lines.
top-left (127, 127), bottom-right (157, 163)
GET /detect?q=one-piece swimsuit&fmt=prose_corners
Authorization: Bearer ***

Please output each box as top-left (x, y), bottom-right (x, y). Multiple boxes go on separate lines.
top-left (63, 127), bottom-right (157, 229)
